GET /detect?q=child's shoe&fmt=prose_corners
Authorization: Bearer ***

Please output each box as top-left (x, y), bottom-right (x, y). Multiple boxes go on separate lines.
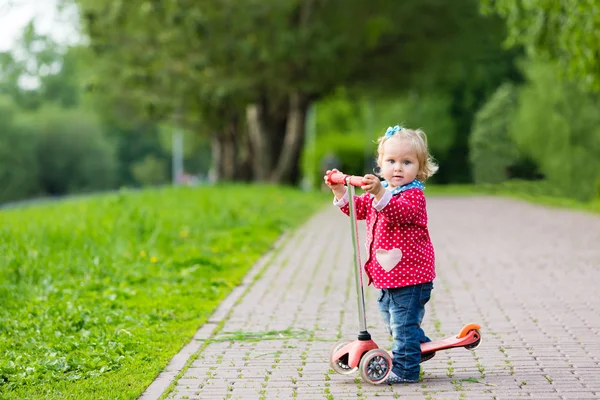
top-left (384, 372), bottom-right (419, 384)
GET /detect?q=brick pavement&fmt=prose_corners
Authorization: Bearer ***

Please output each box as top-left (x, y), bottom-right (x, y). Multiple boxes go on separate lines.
top-left (140, 196), bottom-right (600, 400)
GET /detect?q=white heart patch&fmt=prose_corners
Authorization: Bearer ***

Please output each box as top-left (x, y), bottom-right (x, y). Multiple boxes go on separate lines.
top-left (375, 248), bottom-right (402, 272)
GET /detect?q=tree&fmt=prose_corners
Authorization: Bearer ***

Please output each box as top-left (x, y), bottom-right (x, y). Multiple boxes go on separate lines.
top-left (481, 0), bottom-right (600, 91)
top-left (74, 0), bottom-right (503, 184)
top-left (0, 21), bottom-right (80, 109)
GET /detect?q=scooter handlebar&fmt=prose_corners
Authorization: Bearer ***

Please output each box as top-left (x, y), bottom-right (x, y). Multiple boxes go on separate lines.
top-left (326, 171), bottom-right (364, 187)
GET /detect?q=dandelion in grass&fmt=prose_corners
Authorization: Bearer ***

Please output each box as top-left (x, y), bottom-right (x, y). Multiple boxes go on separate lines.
top-left (150, 256), bottom-right (158, 263)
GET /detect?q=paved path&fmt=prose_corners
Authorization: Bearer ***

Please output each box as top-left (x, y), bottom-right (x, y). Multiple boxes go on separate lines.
top-left (141, 196), bottom-right (600, 400)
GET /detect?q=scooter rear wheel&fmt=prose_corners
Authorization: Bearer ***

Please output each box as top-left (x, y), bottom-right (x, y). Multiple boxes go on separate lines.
top-left (329, 341), bottom-right (357, 375)
top-left (465, 330), bottom-right (482, 350)
top-left (359, 349), bottom-right (392, 385)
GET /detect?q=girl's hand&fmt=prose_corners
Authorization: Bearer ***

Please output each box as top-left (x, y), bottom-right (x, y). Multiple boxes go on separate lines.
top-left (323, 169), bottom-right (343, 189)
top-left (361, 174), bottom-right (384, 198)
top-left (324, 169), bottom-right (346, 199)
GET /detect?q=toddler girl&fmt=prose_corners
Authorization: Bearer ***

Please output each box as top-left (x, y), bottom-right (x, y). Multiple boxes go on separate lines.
top-left (324, 125), bottom-right (438, 383)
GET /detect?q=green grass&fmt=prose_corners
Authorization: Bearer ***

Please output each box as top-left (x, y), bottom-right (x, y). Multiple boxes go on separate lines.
top-left (0, 184), bottom-right (326, 399)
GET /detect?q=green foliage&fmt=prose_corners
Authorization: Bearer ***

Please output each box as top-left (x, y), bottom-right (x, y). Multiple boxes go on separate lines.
top-left (0, 22), bottom-right (72, 110)
top-left (302, 91), bottom-right (368, 187)
top-left (0, 97), bottom-right (41, 203)
top-left (374, 94), bottom-right (456, 159)
top-left (312, 89), bottom-right (366, 136)
top-left (469, 83), bottom-right (520, 183)
top-left (158, 124), bottom-right (212, 176)
top-left (481, 0), bottom-right (600, 91)
top-left (20, 106), bottom-right (118, 195)
top-left (131, 154), bottom-right (169, 186)
top-left (0, 18), bottom-right (215, 202)
top-left (510, 62), bottom-right (600, 201)
top-left (309, 133), bottom-right (368, 185)
top-left (104, 123), bottom-right (170, 187)
top-left (0, 185), bottom-right (325, 398)
top-left (303, 90), bottom-right (456, 186)
top-left (40, 46), bottom-right (83, 108)
top-left (76, 0), bottom-right (505, 127)
top-left (70, 0), bottom-right (521, 184)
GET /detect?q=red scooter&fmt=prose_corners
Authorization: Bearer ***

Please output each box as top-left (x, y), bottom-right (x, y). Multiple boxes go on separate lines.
top-left (326, 171), bottom-right (482, 385)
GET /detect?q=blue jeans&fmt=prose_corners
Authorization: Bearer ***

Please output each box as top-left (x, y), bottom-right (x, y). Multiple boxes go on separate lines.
top-left (377, 282), bottom-right (433, 381)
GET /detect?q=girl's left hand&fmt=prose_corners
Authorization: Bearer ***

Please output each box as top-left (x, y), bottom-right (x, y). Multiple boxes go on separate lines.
top-left (361, 174), bottom-right (383, 196)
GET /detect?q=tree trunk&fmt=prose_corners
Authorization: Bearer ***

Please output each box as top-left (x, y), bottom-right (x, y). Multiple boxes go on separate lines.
top-left (209, 133), bottom-right (222, 182)
top-left (221, 121), bottom-right (237, 180)
top-left (246, 102), bottom-right (271, 181)
top-left (270, 90), bottom-right (308, 184)
top-left (209, 115), bottom-right (240, 182)
top-left (236, 122), bottom-right (253, 181)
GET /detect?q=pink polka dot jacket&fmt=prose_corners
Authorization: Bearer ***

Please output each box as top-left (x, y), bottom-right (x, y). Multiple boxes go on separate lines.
top-left (334, 187), bottom-right (436, 289)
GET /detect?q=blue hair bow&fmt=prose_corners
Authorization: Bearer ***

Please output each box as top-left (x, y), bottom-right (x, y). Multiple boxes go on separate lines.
top-left (385, 125), bottom-right (402, 138)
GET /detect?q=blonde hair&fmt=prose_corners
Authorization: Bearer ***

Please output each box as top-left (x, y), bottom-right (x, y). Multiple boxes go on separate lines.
top-left (376, 127), bottom-right (438, 181)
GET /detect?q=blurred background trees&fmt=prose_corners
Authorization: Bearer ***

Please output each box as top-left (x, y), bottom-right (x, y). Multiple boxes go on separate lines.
top-left (1, 0), bottom-right (599, 204)
top-left (481, 0), bottom-right (600, 90)
top-left (75, 0), bottom-right (507, 184)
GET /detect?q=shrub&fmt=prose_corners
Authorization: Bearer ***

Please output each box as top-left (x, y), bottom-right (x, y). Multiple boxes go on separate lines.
top-left (0, 97), bottom-right (41, 203)
top-left (469, 83), bottom-right (520, 184)
top-left (303, 90), bottom-right (456, 187)
top-left (23, 106), bottom-right (119, 195)
top-left (374, 93), bottom-right (456, 159)
top-left (307, 133), bottom-right (369, 187)
top-left (511, 62), bottom-right (600, 201)
top-left (131, 154), bottom-right (169, 186)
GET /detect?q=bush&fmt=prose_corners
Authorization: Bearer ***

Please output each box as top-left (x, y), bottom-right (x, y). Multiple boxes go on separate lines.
top-left (469, 83), bottom-right (520, 184)
top-left (131, 154), bottom-right (169, 186)
top-left (312, 88), bottom-right (366, 136)
top-left (373, 93), bottom-right (456, 159)
top-left (305, 133), bottom-right (369, 187)
top-left (0, 97), bottom-right (41, 203)
top-left (511, 62), bottom-right (600, 201)
top-left (22, 106), bottom-right (119, 196)
top-left (302, 90), bottom-right (456, 187)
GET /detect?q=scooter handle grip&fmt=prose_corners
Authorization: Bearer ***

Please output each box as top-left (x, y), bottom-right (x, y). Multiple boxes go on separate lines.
top-left (327, 171), bottom-right (364, 187)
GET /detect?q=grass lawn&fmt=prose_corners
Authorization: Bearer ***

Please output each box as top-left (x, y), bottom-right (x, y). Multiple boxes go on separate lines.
top-left (0, 184), bottom-right (327, 399)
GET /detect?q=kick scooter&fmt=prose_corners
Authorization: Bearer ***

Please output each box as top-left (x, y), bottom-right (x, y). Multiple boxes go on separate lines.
top-left (326, 170), bottom-right (482, 385)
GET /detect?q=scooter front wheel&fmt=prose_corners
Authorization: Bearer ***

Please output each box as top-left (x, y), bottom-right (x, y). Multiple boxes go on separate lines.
top-left (329, 341), bottom-right (357, 375)
top-left (359, 349), bottom-right (392, 384)
top-left (464, 330), bottom-right (482, 350)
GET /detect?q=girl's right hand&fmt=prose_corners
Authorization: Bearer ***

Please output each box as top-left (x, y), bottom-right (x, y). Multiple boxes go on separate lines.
top-left (323, 169), bottom-right (342, 189)
top-left (323, 169), bottom-right (347, 199)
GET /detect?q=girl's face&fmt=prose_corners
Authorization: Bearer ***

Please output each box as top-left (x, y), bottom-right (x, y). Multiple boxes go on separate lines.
top-left (379, 137), bottom-right (420, 189)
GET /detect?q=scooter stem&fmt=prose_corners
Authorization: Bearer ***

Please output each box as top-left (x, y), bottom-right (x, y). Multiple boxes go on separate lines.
top-left (347, 180), bottom-right (370, 340)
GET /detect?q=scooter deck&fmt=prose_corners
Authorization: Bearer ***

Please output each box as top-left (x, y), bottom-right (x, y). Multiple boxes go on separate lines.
top-left (421, 323), bottom-right (481, 354)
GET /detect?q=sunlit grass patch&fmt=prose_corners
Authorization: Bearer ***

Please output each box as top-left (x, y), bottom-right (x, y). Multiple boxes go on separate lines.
top-left (0, 184), bottom-right (326, 399)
